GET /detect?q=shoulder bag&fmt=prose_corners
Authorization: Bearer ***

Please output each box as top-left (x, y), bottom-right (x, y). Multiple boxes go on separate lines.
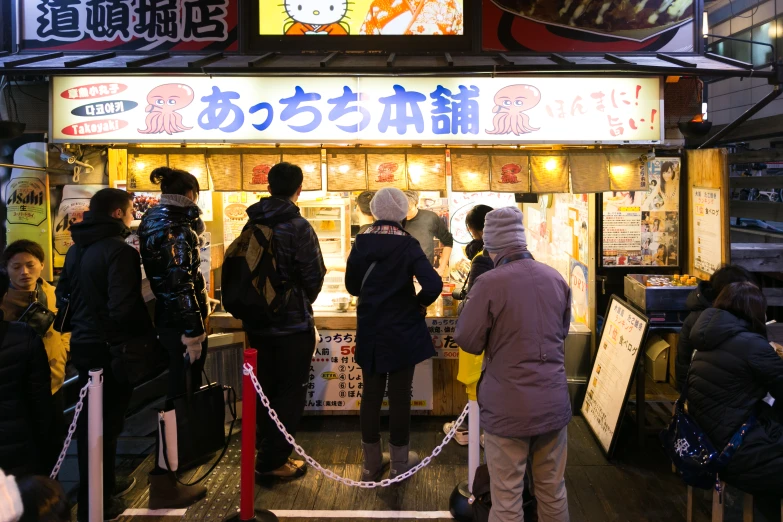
top-left (660, 366), bottom-right (756, 492)
top-left (157, 364), bottom-right (237, 484)
top-left (18, 285), bottom-right (55, 338)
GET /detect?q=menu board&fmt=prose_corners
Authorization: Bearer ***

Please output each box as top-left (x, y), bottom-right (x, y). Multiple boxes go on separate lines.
top-left (427, 318), bottom-right (460, 359)
top-left (602, 158), bottom-right (681, 267)
top-left (582, 296), bottom-right (648, 457)
top-left (306, 330), bottom-right (433, 411)
top-left (693, 187), bottom-right (722, 275)
top-left (221, 192), bottom-right (265, 245)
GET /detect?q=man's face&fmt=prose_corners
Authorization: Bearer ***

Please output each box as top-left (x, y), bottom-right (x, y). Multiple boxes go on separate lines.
top-left (112, 203), bottom-right (134, 227)
top-left (7, 252), bottom-right (43, 291)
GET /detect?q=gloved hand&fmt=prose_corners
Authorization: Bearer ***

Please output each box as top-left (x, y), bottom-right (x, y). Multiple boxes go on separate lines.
top-left (182, 333), bottom-right (207, 361)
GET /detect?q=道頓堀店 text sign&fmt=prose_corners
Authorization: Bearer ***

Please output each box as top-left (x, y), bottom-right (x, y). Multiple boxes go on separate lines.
top-left (51, 76), bottom-right (663, 144)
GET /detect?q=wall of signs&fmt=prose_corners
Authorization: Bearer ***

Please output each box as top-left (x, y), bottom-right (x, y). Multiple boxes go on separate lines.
top-left (483, 0), bottom-right (695, 52)
top-left (602, 158), bottom-right (681, 267)
top-left (306, 331), bottom-right (433, 411)
top-left (693, 187), bottom-right (722, 275)
top-left (21, 0), bottom-right (239, 51)
top-left (51, 76), bottom-right (663, 144)
top-left (582, 297), bottom-right (648, 456)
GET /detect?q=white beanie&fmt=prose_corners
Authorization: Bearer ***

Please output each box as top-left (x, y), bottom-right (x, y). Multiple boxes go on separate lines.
top-left (370, 187), bottom-right (409, 223)
top-left (483, 206), bottom-right (527, 253)
top-left (0, 470), bottom-right (23, 522)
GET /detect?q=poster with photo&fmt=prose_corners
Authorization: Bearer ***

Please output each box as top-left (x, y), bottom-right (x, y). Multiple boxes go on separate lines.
top-left (602, 158), bottom-right (680, 267)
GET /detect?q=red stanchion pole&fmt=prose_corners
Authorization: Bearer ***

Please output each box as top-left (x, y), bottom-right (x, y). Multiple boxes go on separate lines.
top-left (225, 348), bottom-right (277, 522)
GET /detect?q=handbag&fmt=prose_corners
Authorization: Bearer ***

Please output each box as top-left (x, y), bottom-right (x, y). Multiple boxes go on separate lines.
top-left (660, 367), bottom-right (756, 491)
top-left (109, 332), bottom-right (169, 386)
top-left (158, 366), bottom-right (237, 485)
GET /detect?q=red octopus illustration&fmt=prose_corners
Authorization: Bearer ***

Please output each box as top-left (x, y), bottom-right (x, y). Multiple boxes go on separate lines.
top-left (138, 84), bottom-right (194, 135)
top-left (500, 163), bottom-right (522, 183)
top-left (376, 162), bottom-right (399, 183)
top-left (486, 84), bottom-right (542, 136)
top-left (251, 164), bottom-right (272, 185)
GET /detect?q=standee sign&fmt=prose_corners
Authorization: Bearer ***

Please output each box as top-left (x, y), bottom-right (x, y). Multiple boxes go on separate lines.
top-left (51, 76), bottom-right (663, 144)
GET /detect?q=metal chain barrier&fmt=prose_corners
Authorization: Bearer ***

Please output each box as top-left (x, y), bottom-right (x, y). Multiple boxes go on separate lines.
top-left (243, 362), bottom-right (470, 488)
top-left (50, 382), bottom-right (90, 479)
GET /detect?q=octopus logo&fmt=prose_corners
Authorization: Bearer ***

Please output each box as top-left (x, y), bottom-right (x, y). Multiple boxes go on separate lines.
top-left (251, 164), bottom-right (272, 185)
top-left (138, 84), bottom-right (194, 135)
top-left (376, 162), bottom-right (399, 183)
top-left (499, 163), bottom-right (522, 183)
top-left (486, 84), bottom-right (542, 136)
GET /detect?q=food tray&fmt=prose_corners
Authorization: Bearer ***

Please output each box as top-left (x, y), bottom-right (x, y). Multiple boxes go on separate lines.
top-left (624, 274), bottom-right (700, 312)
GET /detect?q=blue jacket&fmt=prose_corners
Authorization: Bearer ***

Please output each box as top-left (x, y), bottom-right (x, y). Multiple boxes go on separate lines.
top-left (345, 221), bottom-right (442, 373)
top-left (244, 197), bottom-right (326, 337)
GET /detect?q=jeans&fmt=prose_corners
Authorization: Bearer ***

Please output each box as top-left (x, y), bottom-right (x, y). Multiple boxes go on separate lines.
top-left (248, 329), bottom-right (315, 472)
top-left (158, 330), bottom-right (208, 398)
top-left (71, 342), bottom-right (133, 512)
top-left (360, 366), bottom-right (416, 447)
top-left (484, 427), bottom-right (569, 522)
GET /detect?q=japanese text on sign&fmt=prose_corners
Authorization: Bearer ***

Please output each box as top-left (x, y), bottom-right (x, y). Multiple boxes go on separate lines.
top-left (693, 187), bottom-right (722, 275)
top-left (428, 318), bottom-right (459, 359)
top-left (52, 76), bottom-right (663, 144)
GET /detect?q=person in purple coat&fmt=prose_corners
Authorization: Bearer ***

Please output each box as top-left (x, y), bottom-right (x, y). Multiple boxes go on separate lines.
top-left (455, 206), bottom-right (571, 522)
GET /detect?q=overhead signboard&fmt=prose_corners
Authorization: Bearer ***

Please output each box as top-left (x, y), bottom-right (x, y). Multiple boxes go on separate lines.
top-left (20, 0), bottom-right (239, 52)
top-left (483, 0), bottom-right (696, 52)
top-left (51, 76), bottom-right (663, 144)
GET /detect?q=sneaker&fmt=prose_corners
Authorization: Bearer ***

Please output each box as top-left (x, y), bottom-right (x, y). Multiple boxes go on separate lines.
top-left (255, 458), bottom-right (307, 481)
top-left (443, 421), bottom-right (469, 446)
top-left (113, 476), bottom-right (136, 498)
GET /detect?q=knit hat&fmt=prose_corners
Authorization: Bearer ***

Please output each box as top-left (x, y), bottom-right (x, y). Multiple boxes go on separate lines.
top-left (370, 187), bottom-right (409, 223)
top-left (483, 206), bottom-right (527, 253)
top-left (0, 470), bottom-right (23, 522)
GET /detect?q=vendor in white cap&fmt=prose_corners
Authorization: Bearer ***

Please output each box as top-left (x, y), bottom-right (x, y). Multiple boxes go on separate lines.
top-left (455, 206), bottom-right (572, 522)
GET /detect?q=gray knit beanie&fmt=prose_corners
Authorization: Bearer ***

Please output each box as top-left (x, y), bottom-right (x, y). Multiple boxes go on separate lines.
top-left (483, 206), bottom-right (527, 253)
top-left (370, 187), bottom-right (409, 223)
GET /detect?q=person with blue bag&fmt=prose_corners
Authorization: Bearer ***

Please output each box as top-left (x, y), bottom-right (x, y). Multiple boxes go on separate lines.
top-left (668, 282), bottom-right (783, 521)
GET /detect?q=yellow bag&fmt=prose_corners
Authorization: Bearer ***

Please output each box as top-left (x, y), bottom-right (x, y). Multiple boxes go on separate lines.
top-left (457, 348), bottom-right (484, 401)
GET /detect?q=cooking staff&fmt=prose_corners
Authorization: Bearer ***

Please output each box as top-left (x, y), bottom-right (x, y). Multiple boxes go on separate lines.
top-left (403, 191), bottom-right (454, 277)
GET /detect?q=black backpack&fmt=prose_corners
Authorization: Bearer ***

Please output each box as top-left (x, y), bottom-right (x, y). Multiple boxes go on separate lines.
top-left (221, 223), bottom-right (293, 326)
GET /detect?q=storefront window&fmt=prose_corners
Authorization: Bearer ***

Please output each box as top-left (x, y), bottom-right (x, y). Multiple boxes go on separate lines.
top-left (751, 22), bottom-right (775, 66)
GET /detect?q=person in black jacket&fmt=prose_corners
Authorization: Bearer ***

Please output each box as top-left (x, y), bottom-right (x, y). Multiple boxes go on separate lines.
top-left (240, 162), bottom-right (326, 481)
top-left (674, 264), bottom-right (755, 390)
top-left (345, 187), bottom-right (442, 482)
top-left (55, 189), bottom-right (151, 520)
top-left (0, 271), bottom-right (56, 477)
top-left (455, 205), bottom-right (494, 314)
top-left (688, 282), bottom-right (783, 521)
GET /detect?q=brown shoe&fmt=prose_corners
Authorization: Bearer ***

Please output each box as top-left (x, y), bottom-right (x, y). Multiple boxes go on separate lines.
top-left (255, 459), bottom-right (307, 481)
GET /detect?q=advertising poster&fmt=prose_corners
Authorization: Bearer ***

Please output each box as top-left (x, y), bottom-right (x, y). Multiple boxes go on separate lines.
top-left (52, 76), bottom-right (663, 144)
top-left (602, 158), bottom-right (680, 267)
top-left (200, 232), bottom-right (212, 295)
top-left (582, 298), bottom-right (647, 455)
top-left (21, 0), bottom-right (239, 52)
top-left (483, 0), bottom-right (695, 52)
top-left (570, 260), bottom-right (589, 326)
top-left (222, 192), bottom-right (262, 245)
top-left (306, 331), bottom-right (433, 411)
top-left (693, 187), bottom-right (722, 275)
top-left (54, 184), bottom-right (105, 267)
top-left (427, 318), bottom-right (459, 359)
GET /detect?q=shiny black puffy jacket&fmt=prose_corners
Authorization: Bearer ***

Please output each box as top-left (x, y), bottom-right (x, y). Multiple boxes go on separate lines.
top-left (138, 204), bottom-right (208, 338)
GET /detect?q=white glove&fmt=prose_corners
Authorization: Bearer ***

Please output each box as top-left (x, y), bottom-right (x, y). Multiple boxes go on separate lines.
top-left (182, 333), bottom-right (207, 361)
top-left (0, 470), bottom-right (23, 522)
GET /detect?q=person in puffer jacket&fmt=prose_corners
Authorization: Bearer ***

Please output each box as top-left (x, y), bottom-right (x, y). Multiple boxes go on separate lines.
top-left (674, 264), bottom-right (755, 390)
top-left (688, 282), bottom-right (783, 521)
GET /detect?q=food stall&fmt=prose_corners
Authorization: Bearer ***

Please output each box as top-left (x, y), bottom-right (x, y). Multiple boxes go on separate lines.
top-left (47, 74), bottom-right (671, 416)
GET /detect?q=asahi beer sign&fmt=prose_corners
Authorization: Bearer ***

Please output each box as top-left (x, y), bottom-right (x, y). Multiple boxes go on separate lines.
top-left (21, 0), bottom-right (239, 52)
top-left (6, 177), bottom-right (47, 226)
top-left (52, 76), bottom-right (664, 144)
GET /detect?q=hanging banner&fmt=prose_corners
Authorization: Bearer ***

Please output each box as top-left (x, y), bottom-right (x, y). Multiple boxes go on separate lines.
top-left (20, 0), bottom-right (239, 52)
top-left (693, 187), bottom-right (722, 275)
top-left (52, 76), bottom-right (663, 144)
top-left (306, 331), bottom-right (433, 411)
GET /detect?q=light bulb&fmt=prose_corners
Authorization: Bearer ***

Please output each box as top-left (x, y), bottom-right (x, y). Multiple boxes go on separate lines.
top-left (338, 164), bottom-right (350, 174)
top-left (545, 159), bottom-right (557, 171)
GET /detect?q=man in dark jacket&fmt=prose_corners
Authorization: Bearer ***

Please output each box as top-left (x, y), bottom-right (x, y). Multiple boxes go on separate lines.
top-left (674, 264), bottom-right (755, 390)
top-left (56, 188), bottom-right (151, 520)
top-left (404, 190), bottom-right (454, 277)
top-left (0, 271), bottom-right (56, 477)
top-left (242, 162), bottom-right (326, 480)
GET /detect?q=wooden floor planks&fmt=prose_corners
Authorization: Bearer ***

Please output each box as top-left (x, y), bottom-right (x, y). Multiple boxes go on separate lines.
top-left (81, 415), bottom-right (719, 522)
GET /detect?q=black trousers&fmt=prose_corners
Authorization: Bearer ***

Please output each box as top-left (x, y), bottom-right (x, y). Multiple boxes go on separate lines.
top-left (158, 330), bottom-right (208, 398)
top-left (72, 343), bottom-right (133, 511)
top-left (361, 366), bottom-right (416, 447)
top-left (49, 387), bottom-right (66, 475)
top-left (248, 329), bottom-right (314, 472)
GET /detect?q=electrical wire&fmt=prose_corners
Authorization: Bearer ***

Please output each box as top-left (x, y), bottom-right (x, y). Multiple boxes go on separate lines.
top-left (12, 79), bottom-right (47, 103)
top-left (728, 0), bottom-right (760, 19)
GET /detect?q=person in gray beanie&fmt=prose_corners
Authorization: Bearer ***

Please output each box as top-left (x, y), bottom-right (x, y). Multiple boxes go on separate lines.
top-left (345, 187), bottom-right (442, 482)
top-left (455, 206), bottom-right (572, 522)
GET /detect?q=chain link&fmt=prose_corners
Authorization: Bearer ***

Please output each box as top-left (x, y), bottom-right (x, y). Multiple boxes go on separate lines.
top-left (50, 382), bottom-right (90, 479)
top-left (244, 363), bottom-right (470, 488)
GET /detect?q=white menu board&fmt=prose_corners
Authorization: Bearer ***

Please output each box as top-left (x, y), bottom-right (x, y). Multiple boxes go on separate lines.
top-left (693, 187), bottom-right (722, 275)
top-left (582, 297), bottom-right (648, 456)
top-left (306, 330), bottom-right (433, 411)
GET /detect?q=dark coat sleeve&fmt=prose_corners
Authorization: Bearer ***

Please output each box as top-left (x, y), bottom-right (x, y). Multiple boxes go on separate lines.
top-left (295, 223), bottom-right (327, 303)
top-left (412, 245), bottom-right (442, 306)
top-left (106, 246), bottom-right (146, 333)
top-left (434, 215), bottom-right (454, 248)
top-left (55, 250), bottom-right (72, 310)
top-left (160, 225), bottom-right (205, 338)
top-left (345, 247), bottom-right (363, 297)
top-left (26, 329), bottom-right (54, 440)
top-left (675, 311), bottom-right (699, 391)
